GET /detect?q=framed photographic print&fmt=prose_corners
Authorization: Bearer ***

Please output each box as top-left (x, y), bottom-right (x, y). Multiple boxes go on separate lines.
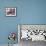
top-left (18, 24), bottom-right (46, 42)
top-left (6, 8), bottom-right (16, 16)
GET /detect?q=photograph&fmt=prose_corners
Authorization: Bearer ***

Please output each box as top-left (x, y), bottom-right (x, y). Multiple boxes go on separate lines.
top-left (6, 8), bottom-right (16, 16)
top-left (18, 25), bottom-right (46, 46)
top-left (18, 25), bottom-right (46, 41)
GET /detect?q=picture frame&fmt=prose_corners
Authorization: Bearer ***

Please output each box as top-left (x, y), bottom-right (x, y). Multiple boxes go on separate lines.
top-left (6, 8), bottom-right (16, 16)
top-left (18, 24), bottom-right (46, 42)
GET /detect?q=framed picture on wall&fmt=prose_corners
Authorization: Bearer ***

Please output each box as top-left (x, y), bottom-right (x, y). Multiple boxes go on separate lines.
top-left (6, 8), bottom-right (16, 16)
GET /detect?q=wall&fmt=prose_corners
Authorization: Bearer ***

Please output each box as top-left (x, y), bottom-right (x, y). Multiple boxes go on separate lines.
top-left (20, 0), bottom-right (46, 24)
top-left (0, 0), bottom-right (21, 44)
top-left (0, 0), bottom-right (46, 44)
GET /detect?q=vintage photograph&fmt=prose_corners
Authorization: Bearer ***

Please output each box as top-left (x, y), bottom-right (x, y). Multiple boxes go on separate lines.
top-left (6, 8), bottom-right (16, 16)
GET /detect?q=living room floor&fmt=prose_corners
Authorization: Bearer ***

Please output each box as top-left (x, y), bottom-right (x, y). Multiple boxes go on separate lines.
top-left (19, 40), bottom-right (46, 46)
